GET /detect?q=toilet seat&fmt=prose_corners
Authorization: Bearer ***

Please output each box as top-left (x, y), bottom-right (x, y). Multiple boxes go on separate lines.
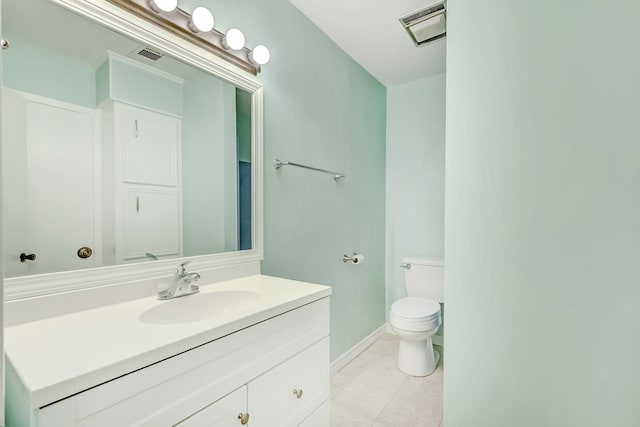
top-left (390, 297), bottom-right (441, 332)
top-left (391, 297), bottom-right (440, 320)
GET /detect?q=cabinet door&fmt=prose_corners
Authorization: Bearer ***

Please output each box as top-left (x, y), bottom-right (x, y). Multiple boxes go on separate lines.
top-left (176, 386), bottom-right (247, 427)
top-left (120, 105), bottom-right (179, 186)
top-left (248, 337), bottom-right (329, 427)
top-left (122, 186), bottom-right (180, 260)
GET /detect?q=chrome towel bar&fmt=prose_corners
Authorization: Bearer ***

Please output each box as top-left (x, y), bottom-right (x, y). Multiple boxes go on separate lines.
top-left (273, 159), bottom-right (345, 180)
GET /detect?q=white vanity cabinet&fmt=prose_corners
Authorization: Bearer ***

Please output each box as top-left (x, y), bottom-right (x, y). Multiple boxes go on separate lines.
top-left (176, 337), bottom-right (329, 427)
top-left (10, 296), bottom-right (331, 427)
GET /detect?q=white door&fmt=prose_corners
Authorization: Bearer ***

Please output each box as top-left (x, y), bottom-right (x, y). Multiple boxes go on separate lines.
top-left (2, 89), bottom-right (99, 276)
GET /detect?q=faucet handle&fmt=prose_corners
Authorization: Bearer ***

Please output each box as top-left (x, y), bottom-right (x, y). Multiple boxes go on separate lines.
top-left (176, 259), bottom-right (192, 275)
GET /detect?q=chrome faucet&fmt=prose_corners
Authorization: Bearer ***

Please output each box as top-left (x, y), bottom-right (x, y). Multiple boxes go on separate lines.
top-left (158, 260), bottom-right (201, 300)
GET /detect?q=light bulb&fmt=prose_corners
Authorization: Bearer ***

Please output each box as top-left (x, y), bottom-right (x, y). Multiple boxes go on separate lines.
top-left (149, 0), bottom-right (177, 13)
top-left (249, 45), bottom-right (270, 65)
top-left (222, 28), bottom-right (245, 51)
top-left (189, 7), bottom-right (214, 32)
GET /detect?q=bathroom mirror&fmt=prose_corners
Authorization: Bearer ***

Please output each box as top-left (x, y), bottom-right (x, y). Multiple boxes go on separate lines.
top-left (1, 0), bottom-right (264, 299)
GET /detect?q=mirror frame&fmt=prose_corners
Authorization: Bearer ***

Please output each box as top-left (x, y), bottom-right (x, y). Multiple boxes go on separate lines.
top-left (3, 0), bottom-right (264, 300)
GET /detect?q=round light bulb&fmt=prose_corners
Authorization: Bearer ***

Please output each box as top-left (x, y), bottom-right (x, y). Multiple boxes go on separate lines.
top-left (223, 28), bottom-right (245, 51)
top-left (249, 45), bottom-right (270, 65)
top-left (149, 0), bottom-right (177, 13)
top-left (190, 7), bottom-right (214, 32)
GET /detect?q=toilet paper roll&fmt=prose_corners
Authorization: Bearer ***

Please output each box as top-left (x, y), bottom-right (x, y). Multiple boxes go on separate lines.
top-left (351, 254), bottom-right (365, 265)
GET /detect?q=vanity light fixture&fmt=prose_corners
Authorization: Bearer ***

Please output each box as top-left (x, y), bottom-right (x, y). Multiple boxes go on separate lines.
top-left (249, 45), bottom-right (270, 66)
top-left (107, 0), bottom-right (270, 75)
top-left (222, 28), bottom-right (246, 51)
top-left (149, 0), bottom-right (176, 13)
top-left (189, 6), bottom-right (214, 33)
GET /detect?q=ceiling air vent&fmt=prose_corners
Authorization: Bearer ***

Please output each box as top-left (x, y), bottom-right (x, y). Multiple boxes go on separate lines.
top-left (399, 0), bottom-right (446, 47)
top-left (136, 47), bottom-right (164, 61)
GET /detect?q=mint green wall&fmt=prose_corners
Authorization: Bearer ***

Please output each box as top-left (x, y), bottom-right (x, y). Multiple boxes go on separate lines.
top-left (445, 1), bottom-right (640, 425)
top-left (386, 74), bottom-right (445, 337)
top-left (182, 71), bottom-right (230, 256)
top-left (95, 61), bottom-right (110, 106)
top-left (236, 89), bottom-right (252, 163)
top-left (2, 34), bottom-right (95, 107)
top-left (223, 84), bottom-right (239, 251)
top-left (180, 0), bottom-right (387, 360)
top-left (108, 57), bottom-right (183, 117)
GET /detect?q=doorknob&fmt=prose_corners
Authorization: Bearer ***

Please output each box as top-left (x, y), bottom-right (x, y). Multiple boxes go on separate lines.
top-left (77, 247), bottom-right (93, 259)
top-left (20, 252), bottom-right (36, 262)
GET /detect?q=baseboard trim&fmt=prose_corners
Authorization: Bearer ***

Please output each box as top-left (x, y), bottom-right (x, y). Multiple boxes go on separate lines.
top-left (330, 325), bottom-right (386, 374)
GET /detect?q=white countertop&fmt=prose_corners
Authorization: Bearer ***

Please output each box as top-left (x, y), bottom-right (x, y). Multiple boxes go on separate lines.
top-left (4, 274), bottom-right (331, 409)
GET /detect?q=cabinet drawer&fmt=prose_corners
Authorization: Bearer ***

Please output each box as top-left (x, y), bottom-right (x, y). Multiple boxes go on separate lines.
top-left (175, 386), bottom-right (247, 427)
top-left (248, 337), bottom-right (329, 427)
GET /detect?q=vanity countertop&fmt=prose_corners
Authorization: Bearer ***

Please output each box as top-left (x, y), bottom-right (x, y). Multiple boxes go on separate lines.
top-left (4, 274), bottom-right (331, 409)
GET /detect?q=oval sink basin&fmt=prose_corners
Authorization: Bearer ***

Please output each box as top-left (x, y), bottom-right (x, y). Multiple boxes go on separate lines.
top-left (139, 290), bottom-right (260, 325)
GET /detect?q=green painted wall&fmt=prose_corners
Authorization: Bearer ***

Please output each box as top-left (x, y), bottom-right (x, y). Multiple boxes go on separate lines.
top-left (182, 70), bottom-right (232, 256)
top-left (108, 56), bottom-right (183, 117)
top-left (181, 0), bottom-right (387, 360)
top-left (223, 84), bottom-right (240, 252)
top-left (2, 33), bottom-right (95, 107)
top-left (236, 89), bottom-right (252, 163)
top-left (445, 1), bottom-right (640, 425)
top-left (95, 60), bottom-right (110, 106)
top-left (386, 73), bottom-right (445, 337)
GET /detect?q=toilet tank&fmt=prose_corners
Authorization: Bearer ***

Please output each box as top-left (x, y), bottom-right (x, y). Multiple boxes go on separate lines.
top-left (403, 257), bottom-right (444, 302)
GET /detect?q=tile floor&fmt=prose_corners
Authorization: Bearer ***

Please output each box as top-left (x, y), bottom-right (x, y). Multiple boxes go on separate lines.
top-left (330, 334), bottom-right (443, 427)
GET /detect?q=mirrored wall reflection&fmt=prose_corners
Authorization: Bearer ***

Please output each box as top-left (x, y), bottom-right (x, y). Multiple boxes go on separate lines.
top-left (1, 0), bottom-right (252, 278)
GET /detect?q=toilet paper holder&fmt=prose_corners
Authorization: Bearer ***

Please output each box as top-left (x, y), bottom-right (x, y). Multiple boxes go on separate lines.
top-left (342, 253), bottom-right (365, 265)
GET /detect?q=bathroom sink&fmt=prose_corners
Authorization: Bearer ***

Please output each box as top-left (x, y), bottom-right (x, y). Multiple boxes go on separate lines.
top-left (139, 290), bottom-right (261, 325)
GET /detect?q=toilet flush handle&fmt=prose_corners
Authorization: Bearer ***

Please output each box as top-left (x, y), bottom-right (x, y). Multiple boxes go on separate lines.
top-left (400, 263), bottom-right (411, 269)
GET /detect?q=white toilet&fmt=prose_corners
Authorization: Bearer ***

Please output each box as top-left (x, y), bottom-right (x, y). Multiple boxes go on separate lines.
top-left (389, 257), bottom-right (443, 376)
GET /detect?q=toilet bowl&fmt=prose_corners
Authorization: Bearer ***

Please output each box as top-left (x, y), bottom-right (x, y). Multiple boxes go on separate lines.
top-left (390, 296), bottom-right (442, 376)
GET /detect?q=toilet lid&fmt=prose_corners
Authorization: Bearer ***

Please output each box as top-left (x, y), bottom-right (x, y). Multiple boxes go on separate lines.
top-left (391, 297), bottom-right (440, 321)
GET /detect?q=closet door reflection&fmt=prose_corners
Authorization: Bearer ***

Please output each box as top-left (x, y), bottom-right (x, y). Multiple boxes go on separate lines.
top-left (3, 89), bottom-right (99, 276)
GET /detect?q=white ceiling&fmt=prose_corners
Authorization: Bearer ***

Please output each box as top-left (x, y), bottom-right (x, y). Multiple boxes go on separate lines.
top-left (288, 0), bottom-right (446, 87)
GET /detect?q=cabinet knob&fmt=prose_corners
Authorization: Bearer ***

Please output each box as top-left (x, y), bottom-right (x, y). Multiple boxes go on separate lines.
top-left (293, 388), bottom-right (303, 399)
top-left (237, 412), bottom-right (250, 425)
